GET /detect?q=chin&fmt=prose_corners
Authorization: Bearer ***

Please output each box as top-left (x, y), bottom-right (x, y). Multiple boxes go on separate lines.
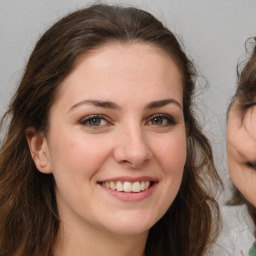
top-left (109, 225), bottom-right (150, 237)
top-left (102, 213), bottom-right (159, 236)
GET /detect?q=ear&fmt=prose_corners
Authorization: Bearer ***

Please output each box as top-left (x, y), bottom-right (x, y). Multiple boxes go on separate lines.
top-left (26, 127), bottom-right (52, 174)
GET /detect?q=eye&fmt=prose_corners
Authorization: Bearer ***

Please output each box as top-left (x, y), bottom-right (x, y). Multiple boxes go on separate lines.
top-left (245, 162), bottom-right (256, 170)
top-left (147, 114), bottom-right (176, 126)
top-left (80, 115), bottom-right (109, 128)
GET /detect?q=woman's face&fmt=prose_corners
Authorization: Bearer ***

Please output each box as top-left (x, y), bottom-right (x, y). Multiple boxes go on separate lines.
top-left (227, 100), bottom-right (256, 206)
top-left (32, 43), bottom-right (186, 237)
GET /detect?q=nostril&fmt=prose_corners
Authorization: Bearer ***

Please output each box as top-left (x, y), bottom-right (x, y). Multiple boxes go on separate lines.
top-left (112, 135), bottom-right (153, 169)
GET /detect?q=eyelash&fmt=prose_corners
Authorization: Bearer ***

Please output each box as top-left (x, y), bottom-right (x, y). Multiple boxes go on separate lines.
top-left (245, 162), bottom-right (256, 170)
top-left (147, 114), bottom-right (177, 126)
top-left (79, 113), bottom-right (177, 129)
top-left (79, 115), bottom-right (110, 128)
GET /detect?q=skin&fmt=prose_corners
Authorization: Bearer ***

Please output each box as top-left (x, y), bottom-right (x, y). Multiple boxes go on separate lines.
top-left (27, 43), bottom-right (187, 256)
top-left (227, 99), bottom-right (256, 207)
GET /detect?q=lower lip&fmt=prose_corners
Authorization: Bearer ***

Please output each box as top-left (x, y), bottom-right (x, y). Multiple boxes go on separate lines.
top-left (100, 183), bottom-right (157, 202)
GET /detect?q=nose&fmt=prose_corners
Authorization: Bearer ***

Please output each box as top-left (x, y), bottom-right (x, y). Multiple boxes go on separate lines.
top-left (113, 124), bottom-right (153, 168)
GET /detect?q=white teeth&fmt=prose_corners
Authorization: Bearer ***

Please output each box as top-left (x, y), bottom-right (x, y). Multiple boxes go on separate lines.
top-left (110, 182), bottom-right (116, 190)
top-left (123, 181), bottom-right (132, 192)
top-left (132, 181), bottom-right (141, 192)
top-left (141, 181), bottom-right (145, 191)
top-left (101, 180), bottom-right (152, 192)
top-left (116, 181), bottom-right (123, 191)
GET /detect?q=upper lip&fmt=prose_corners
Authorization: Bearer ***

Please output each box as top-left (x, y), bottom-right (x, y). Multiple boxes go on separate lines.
top-left (97, 176), bottom-right (158, 183)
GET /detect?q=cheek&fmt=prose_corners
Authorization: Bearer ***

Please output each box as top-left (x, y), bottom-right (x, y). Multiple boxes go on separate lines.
top-left (154, 132), bottom-right (186, 214)
top-left (155, 132), bottom-right (187, 175)
top-left (229, 161), bottom-right (256, 206)
top-left (47, 129), bottom-right (112, 177)
top-left (228, 154), bottom-right (256, 207)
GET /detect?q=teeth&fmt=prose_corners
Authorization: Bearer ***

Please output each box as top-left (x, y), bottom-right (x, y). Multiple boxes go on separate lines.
top-left (123, 181), bottom-right (132, 192)
top-left (110, 182), bottom-right (116, 190)
top-left (132, 181), bottom-right (141, 192)
top-left (141, 181), bottom-right (145, 191)
top-left (101, 180), bottom-right (151, 192)
top-left (116, 181), bottom-right (123, 191)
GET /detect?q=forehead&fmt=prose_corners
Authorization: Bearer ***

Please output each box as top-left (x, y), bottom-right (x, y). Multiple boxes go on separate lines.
top-left (54, 43), bottom-right (183, 106)
top-left (72, 42), bottom-right (182, 77)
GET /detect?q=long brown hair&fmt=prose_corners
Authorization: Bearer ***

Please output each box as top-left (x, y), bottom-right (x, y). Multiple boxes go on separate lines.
top-left (0, 4), bottom-right (222, 256)
top-left (227, 37), bottom-right (256, 234)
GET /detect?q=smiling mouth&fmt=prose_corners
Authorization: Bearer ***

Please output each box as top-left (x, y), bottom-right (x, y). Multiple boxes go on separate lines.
top-left (99, 181), bottom-right (154, 193)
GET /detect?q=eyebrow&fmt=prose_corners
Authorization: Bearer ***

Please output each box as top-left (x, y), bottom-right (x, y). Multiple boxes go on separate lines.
top-left (68, 99), bottom-right (120, 112)
top-left (68, 98), bottom-right (182, 112)
top-left (145, 99), bottom-right (182, 110)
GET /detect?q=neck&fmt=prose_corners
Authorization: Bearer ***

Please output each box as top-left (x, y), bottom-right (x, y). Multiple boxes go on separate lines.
top-left (53, 221), bottom-right (148, 256)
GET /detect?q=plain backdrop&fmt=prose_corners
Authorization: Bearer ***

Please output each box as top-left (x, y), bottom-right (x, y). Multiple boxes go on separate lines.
top-left (1, 0), bottom-right (256, 254)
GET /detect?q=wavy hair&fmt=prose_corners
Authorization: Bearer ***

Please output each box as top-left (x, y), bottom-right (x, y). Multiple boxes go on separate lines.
top-left (0, 4), bottom-right (222, 256)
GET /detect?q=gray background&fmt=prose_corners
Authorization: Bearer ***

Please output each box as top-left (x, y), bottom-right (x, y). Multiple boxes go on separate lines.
top-left (1, 0), bottom-right (256, 254)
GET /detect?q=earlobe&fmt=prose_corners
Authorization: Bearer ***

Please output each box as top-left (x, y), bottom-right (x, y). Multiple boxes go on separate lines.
top-left (26, 127), bottom-right (52, 174)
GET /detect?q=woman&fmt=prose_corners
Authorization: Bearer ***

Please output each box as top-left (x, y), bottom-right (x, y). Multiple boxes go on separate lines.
top-left (0, 4), bottom-right (222, 256)
top-left (226, 37), bottom-right (256, 255)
